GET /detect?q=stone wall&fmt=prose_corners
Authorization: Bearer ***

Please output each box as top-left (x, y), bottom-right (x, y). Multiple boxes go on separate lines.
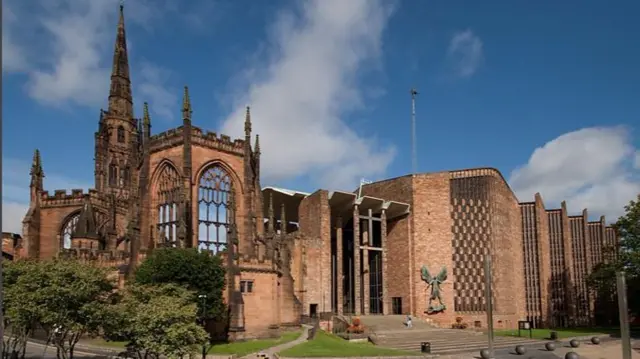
top-left (297, 190), bottom-right (331, 315)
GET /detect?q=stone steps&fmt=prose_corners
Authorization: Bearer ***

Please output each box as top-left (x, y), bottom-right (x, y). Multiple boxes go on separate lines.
top-left (376, 332), bottom-right (541, 354)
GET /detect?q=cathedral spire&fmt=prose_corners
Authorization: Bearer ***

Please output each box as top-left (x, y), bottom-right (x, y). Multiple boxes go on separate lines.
top-left (182, 86), bottom-right (192, 120)
top-left (108, 2), bottom-right (133, 117)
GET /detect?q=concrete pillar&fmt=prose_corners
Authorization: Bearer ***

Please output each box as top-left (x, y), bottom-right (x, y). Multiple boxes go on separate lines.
top-left (363, 243), bottom-right (370, 315)
top-left (353, 205), bottom-right (361, 315)
top-left (336, 217), bottom-right (344, 315)
top-left (560, 201), bottom-right (576, 326)
top-left (381, 209), bottom-right (390, 315)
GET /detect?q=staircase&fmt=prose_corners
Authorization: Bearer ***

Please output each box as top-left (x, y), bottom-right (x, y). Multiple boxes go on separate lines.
top-left (359, 315), bottom-right (542, 355)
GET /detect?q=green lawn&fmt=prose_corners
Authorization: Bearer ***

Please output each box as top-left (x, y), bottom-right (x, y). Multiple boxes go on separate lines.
top-left (493, 327), bottom-right (620, 340)
top-left (279, 330), bottom-right (421, 358)
top-left (208, 329), bottom-right (302, 357)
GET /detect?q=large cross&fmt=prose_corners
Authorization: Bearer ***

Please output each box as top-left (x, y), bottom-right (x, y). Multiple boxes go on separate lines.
top-left (358, 208), bottom-right (382, 250)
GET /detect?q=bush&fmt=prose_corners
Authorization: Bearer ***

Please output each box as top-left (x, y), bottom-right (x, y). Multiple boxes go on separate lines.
top-left (346, 317), bottom-right (365, 334)
top-left (451, 317), bottom-right (468, 329)
top-left (104, 284), bottom-right (209, 359)
top-left (134, 248), bottom-right (226, 320)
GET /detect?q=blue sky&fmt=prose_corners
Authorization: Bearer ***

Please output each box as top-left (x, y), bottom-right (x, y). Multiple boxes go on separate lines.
top-left (3, 0), bottom-right (640, 233)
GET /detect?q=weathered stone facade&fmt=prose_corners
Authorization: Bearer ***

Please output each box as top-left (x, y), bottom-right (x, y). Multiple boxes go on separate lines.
top-left (16, 4), bottom-right (620, 338)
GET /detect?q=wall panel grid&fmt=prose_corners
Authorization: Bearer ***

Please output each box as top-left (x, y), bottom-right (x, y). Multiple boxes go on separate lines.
top-left (547, 211), bottom-right (567, 326)
top-left (570, 218), bottom-right (590, 325)
top-left (450, 176), bottom-right (493, 313)
top-left (520, 204), bottom-right (541, 321)
top-left (588, 223), bottom-right (604, 266)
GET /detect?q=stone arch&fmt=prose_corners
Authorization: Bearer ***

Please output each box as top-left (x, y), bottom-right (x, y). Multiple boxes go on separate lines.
top-left (195, 162), bottom-right (239, 254)
top-left (193, 160), bottom-right (243, 195)
top-left (59, 209), bottom-right (109, 250)
top-left (151, 160), bottom-right (182, 247)
top-left (60, 210), bottom-right (82, 250)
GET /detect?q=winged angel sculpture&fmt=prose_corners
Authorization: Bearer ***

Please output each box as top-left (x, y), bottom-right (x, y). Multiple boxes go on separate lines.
top-left (420, 265), bottom-right (447, 314)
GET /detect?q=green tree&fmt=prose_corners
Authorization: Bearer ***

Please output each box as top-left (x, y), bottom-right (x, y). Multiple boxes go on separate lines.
top-left (588, 193), bottom-right (640, 319)
top-left (2, 260), bottom-right (38, 359)
top-left (3, 259), bottom-right (115, 359)
top-left (106, 284), bottom-right (208, 359)
top-left (134, 248), bottom-right (226, 320)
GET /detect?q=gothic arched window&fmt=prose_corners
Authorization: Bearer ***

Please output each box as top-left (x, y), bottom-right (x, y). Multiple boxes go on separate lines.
top-left (198, 165), bottom-right (232, 254)
top-left (61, 213), bottom-right (80, 249)
top-left (109, 162), bottom-right (118, 187)
top-left (117, 126), bottom-right (125, 143)
top-left (122, 166), bottom-right (131, 187)
top-left (156, 163), bottom-right (182, 246)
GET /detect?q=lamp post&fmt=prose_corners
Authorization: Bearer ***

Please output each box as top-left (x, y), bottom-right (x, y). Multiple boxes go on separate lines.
top-left (198, 294), bottom-right (208, 359)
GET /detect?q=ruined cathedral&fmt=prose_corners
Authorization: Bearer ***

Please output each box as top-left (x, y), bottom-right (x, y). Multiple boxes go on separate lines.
top-left (19, 4), bottom-right (620, 339)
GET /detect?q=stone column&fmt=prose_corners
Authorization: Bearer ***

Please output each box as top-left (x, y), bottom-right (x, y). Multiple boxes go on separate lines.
top-left (336, 217), bottom-right (344, 315)
top-left (353, 205), bottom-right (361, 315)
top-left (560, 201), bottom-right (576, 326)
top-left (363, 240), bottom-right (370, 315)
top-left (381, 209), bottom-right (390, 315)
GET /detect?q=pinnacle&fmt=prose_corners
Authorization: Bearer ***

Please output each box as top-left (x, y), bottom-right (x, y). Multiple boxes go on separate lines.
top-left (182, 86), bottom-right (192, 119)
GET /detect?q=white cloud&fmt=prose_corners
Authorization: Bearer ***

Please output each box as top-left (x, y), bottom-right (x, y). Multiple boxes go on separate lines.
top-left (510, 126), bottom-right (640, 222)
top-left (2, 0), bottom-right (189, 116)
top-left (1, 4), bottom-right (28, 73)
top-left (2, 157), bottom-right (93, 234)
top-left (2, 202), bottom-right (28, 234)
top-left (220, 0), bottom-right (396, 190)
top-left (447, 29), bottom-right (483, 78)
top-left (137, 62), bottom-right (179, 120)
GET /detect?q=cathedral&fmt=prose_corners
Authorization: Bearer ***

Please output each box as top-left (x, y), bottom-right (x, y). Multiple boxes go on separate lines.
top-left (18, 4), bottom-right (619, 339)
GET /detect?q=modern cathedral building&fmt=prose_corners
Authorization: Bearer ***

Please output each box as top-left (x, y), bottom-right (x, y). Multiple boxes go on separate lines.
top-left (16, 4), bottom-right (618, 339)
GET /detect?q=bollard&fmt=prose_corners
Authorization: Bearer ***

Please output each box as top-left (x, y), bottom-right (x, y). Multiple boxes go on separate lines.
top-left (515, 344), bottom-right (526, 355)
top-left (565, 352), bottom-right (579, 359)
top-left (480, 348), bottom-right (492, 359)
top-left (550, 331), bottom-right (558, 340)
top-left (569, 339), bottom-right (580, 348)
top-left (591, 337), bottom-right (601, 345)
top-left (545, 342), bottom-right (556, 351)
top-left (420, 342), bottom-right (431, 354)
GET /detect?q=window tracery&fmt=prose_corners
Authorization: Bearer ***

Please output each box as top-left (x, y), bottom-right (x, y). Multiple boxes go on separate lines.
top-left (198, 165), bottom-right (232, 254)
top-left (60, 211), bottom-right (107, 249)
top-left (156, 163), bottom-right (182, 246)
top-left (61, 213), bottom-right (80, 249)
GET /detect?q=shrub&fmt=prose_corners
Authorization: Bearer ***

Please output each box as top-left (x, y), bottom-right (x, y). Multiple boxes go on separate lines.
top-left (451, 317), bottom-right (468, 329)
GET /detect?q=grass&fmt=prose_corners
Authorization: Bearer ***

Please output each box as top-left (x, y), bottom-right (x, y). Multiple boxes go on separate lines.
top-left (493, 327), bottom-right (633, 340)
top-left (207, 329), bottom-right (302, 357)
top-left (278, 330), bottom-right (421, 357)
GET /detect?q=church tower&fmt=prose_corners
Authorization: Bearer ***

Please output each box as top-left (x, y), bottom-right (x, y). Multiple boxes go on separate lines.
top-left (94, 4), bottom-right (139, 199)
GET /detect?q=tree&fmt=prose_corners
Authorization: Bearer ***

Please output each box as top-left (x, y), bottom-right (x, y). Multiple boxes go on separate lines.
top-left (2, 260), bottom-right (38, 359)
top-left (106, 284), bottom-right (208, 359)
top-left (134, 248), bottom-right (226, 320)
top-left (2, 259), bottom-right (116, 359)
top-left (588, 193), bottom-right (640, 320)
